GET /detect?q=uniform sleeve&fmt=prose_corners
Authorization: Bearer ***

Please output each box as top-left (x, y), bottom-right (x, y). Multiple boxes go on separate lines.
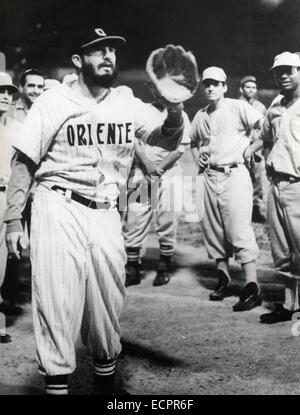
top-left (259, 110), bottom-right (273, 144)
top-left (239, 100), bottom-right (263, 130)
top-left (126, 90), bottom-right (184, 150)
top-left (13, 98), bottom-right (57, 165)
top-left (180, 112), bottom-right (191, 145)
top-left (4, 152), bottom-right (36, 225)
top-left (190, 112), bottom-right (203, 149)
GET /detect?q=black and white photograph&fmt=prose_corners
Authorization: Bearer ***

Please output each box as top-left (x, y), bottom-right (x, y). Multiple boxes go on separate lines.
top-left (1, 0), bottom-right (300, 400)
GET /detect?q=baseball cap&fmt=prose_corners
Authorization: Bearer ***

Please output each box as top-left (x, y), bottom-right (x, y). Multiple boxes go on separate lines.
top-left (240, 75), bottom-right (257, 87)
top-left (270, 52), bottom-right (300, 70)
top-left (0, 72), bottom-right (19, 93)
top-left (202, 67), bottom-right (227, 83)
top-left (78, 28), bottom-right (126, 51)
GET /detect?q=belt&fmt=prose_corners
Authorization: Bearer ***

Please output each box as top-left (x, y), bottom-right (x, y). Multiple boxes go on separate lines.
top-left (269, 172), bottom-right (300, 184)
top-left (209, 163), bottom-right (239, 173)
top-left (0, 186), bottom-right (7, 192)
top-left (51, 185), bottom-right (111, 209)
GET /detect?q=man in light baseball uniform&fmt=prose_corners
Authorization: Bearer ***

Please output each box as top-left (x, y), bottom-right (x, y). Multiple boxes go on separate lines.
top-left (0, 72), bottom-right (22, 325)
top-left (190, 66), bottom-right (263, 311)
top-left (4, 28), bottom-right (185, 394)
top-left (123, 81), bottom-right (191, 287)
top-left (4, 69), bottom-right (45, 309)
top-left (239, 75), bottom-right (267, 223)
top-left (245, 52), bottom-right (300, 323)
top-left (9, 68), bottom-right (45, 122)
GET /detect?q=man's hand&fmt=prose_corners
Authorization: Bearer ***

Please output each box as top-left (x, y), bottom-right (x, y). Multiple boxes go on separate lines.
top-left (6, 232), bottom-right (27, 260)
top-left (197, 153), bottom-right (210, 173)
top-left (144, 160), bottom-right (164, 180)
top-left (243, 147), bottom-right (255, 170)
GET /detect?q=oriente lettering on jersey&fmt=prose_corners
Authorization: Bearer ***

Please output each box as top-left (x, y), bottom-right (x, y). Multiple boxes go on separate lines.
top-left (66, 122), bottom-right (133, 146)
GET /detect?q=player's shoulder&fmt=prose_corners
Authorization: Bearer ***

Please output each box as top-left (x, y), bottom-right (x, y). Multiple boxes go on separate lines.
top-left (228, 97), bottom-right (258, 114)
top-left (253, 99), bottom-right (267, 113)
top-left (6, 115), bottom-right (21, 128)
top-left (226, 97), bottom-right (247, 109)
top-left (192, 105), bottom-right (209, 120)
top-left (31, 84), bottom-right (66, 107)
top-left (113, 85), bottom-right (136, 98)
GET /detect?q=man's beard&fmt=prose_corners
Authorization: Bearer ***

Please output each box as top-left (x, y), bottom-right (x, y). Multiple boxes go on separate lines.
top-left (82, 63), bottom-right (118, 88)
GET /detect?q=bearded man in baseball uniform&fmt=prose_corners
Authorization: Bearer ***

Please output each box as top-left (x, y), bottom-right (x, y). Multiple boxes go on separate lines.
top-left (190, 67), bottom-right (263, 312)
top-left (239, 75), bottom-right (267, 223)
top-left (4, 28), bottom-right (185, 395)
top-left (245, 52), bottom-right (300, 323)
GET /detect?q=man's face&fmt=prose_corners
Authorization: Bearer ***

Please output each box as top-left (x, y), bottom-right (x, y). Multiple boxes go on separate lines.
top-left (241, 81), bottom-right (257, 100)
top-left (273, 66), bottom-right (300, 91)
top-left (21, 74), bottom-right (44, 105)
top-left (81, 45), bottom-right (117, 88)
top-left (0, 87), bottom-right (13, 114)
top-left (203, 79), bottom-right (226, 103)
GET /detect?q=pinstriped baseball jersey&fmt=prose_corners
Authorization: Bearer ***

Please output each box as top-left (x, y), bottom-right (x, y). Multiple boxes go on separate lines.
top-left (13, 84), bottom-right (162, 203)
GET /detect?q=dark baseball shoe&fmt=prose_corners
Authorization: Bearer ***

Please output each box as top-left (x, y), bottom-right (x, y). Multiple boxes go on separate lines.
top-left (209, 270), bottom-right (230, 301)
top-left (260, 303), bottom-right (295, 324)
top-left (233, 282), bottom-right (262, 311)
top-left (0, 301), bottom-right (23, 316)
top-left (153, 269), bottom-right (171, 287)
top-left (125, 263), bottom-right (141, 287)
top-left (0, 334), bottom-right (12, 343)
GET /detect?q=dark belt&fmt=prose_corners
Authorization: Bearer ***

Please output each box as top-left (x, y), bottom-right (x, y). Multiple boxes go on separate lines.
top-left (269, 172), bottom-right (300, 184)
top-left (51, 185), bottom-right (111, 209)
top-left (209, 163), bottom-right (239, 173)
top-left (0, 186), bottom-right (7, 192)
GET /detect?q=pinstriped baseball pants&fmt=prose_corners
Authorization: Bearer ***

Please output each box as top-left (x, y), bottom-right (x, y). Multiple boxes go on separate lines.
top-left (30, 189), bottom-right (126, 376)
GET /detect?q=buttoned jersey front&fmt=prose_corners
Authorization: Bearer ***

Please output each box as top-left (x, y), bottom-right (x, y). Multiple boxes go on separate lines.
top-left (260, 97), bottom-right (300, 177)
top-left (190, 98), bottom-right (261, 166)
top-left (13, 84), bottom-right (162, 203)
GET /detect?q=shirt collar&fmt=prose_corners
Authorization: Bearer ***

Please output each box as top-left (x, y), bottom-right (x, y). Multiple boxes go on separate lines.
top-left (15, 97), bottom-right (29, 112)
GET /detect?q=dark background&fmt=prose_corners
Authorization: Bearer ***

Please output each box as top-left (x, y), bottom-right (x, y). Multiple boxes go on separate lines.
top-left (1, 0), bottom-right (300, 83)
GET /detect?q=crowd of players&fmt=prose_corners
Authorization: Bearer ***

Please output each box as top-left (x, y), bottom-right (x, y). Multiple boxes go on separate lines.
top-left (0, 38), bottom-right (300, 393)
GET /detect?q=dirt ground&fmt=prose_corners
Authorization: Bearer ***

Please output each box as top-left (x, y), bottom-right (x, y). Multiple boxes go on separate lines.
top-left (1, 151), bottom-right (300, 396)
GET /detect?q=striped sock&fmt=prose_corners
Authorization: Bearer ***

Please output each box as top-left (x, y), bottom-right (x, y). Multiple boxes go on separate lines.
top-left (126, 247), bottom-right (140, 263)
top-left (94, 358), bottom-right (116, 377)
top-left (93, 359), bottom-right (116, 395)
top-left (45, 375), bottom-right (68, 395)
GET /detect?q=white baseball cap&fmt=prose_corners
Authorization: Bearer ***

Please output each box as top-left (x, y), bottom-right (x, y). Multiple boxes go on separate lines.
top-left (0, 72), bottom-right (19, 93)
top-left (270, 52), bottom-right (300, 70)
top-left (202, 66), bottom-right (227, 83)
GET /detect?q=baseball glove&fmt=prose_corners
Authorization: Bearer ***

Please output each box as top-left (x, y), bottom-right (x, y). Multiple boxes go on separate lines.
top-left (146, 44), bottom-right (200, 103)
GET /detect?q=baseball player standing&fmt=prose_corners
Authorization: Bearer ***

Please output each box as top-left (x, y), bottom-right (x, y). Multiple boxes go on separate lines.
top-left (123, 81), bottom-right (191, 287)
top-left (9, 68), bottom-right (45, 122)
top-left (0, 72), bottom-right (21, 324)
top-left (245, 52), bottom-right (300, 323)
top-left (4, 69), bottom-right (45, 308)
top-left (239, 75), bottom-right (267, 223)
top-left (4, 28), bottom-right (185, 395)
top-left (190, 66), bottom-right (263, 311)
